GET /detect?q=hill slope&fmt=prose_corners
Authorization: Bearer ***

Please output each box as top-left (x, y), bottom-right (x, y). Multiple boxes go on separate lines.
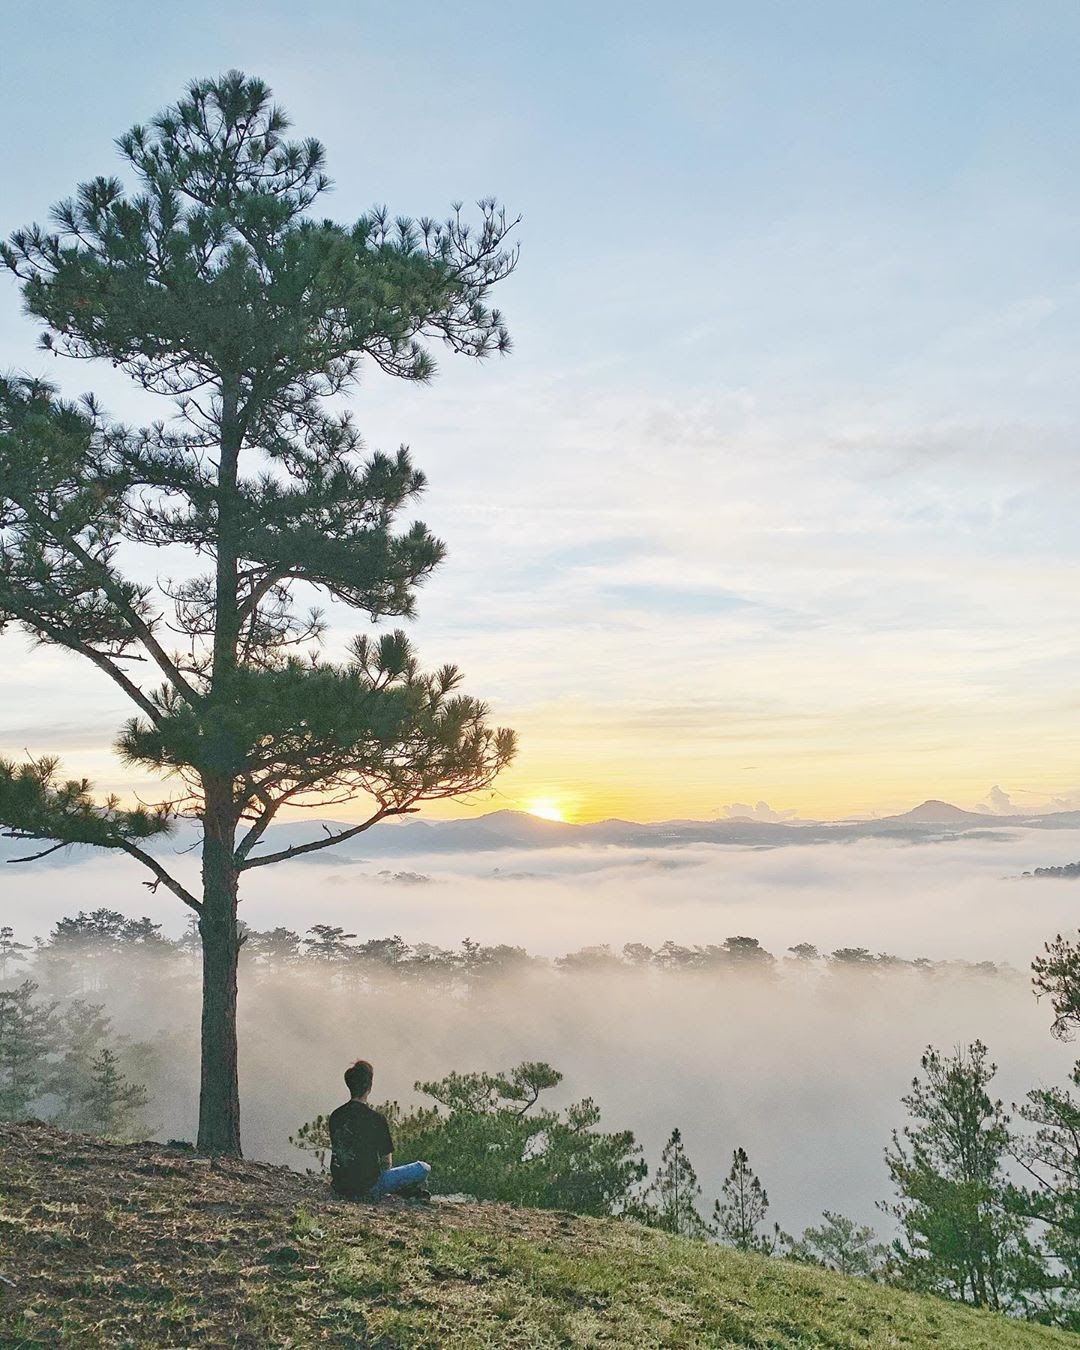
top-left (0, 1123), bottom-right (1072, 1349)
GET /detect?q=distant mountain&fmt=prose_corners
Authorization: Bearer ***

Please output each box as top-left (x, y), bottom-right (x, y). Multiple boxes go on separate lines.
top-left (248, 802), bottom-right (1080, 855)
top-left (876, 800), bottom-right (1080, 831)
top-left (880, 800), bottom-right (993, 826)
top-left (6, 799), bottom-right (1080, 871)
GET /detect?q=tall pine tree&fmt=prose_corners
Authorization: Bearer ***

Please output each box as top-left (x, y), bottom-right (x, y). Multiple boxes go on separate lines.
top-left (0, 72), bottom-right (518, 1153)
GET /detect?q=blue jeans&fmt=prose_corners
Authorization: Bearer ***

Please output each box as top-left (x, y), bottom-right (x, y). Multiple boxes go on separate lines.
top-left (370, 1160), bottom-right (431, 1198)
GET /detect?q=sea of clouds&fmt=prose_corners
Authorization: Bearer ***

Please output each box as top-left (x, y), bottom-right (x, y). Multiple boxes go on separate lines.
top-left (8, 826), bottom-right (1080, 1236)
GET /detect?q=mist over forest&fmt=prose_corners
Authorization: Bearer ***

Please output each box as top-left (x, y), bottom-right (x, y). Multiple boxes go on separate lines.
top-left (7, 821), bottom-right (1080, 959)
top-left (7, 825), bottom-right (1078, 1236)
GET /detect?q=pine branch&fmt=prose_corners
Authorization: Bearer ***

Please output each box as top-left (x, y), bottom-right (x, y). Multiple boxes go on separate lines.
top-left (233, 786), bottom-right (281, 864)
top-left (21, 501), bottom-right (199, 705)
top-left (4, 598), bottom-right (161, 723)
top-left (0, 757), bottom-right (183, 897)
top-left (2, 830), bottom-right (200, 912)
top-left (238, 804), bottom-right (414, 871)
top-left (5, 839), bottom-right (71, 863)
top-left (117, 841), bottom-right (201, 913)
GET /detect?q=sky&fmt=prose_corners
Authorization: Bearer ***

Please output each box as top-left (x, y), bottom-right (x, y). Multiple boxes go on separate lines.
top-left (2, 2), bottom-right (1080, 823)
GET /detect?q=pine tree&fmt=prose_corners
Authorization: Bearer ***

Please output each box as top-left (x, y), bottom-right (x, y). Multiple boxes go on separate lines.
top-left (1032, 932), bottom-right (1080, 1040)
top-left (0, 980), bottom-right (57, 1120)
top-left (1005, 937), bottom-right (1080, 1327)
top-left (243, 926), bottom-right (303, 966)
top-left (51, 1009), bottom-right (152, 1140)
top-left (785, 1211), bottom-right (886, 1278)
top-left (720, 936), bottom-right (774, 969)
top-left (303, 925), bottom-right (358, 963)
top-left (636, 1127), bottom-right (709, 1238)
top-left (35, 909), bottom-right (172, 994)
top-left (82, 1047), bottom-right (150, 1140)
top-left (883, 1041), bottom-right (1036, 1311)
top-left (0, 72), bottom-right (518, 1154)
top-left (47, 999), bottom-right (118, 1122)
top-left (786, 942), bottom-right (819, 962)
top-left (0, 926), bottom-right (30, 980)
top-left (1012, 1064), bottom-right (1080, 1326)
top-left (712, 1147), bottom-right (777, 1253)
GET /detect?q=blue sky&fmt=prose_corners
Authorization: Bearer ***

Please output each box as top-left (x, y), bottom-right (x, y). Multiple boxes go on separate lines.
top-left (2, 2), bottom-right (1080, 819)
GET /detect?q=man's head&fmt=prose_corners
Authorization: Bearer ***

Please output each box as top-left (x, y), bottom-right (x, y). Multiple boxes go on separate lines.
top-left (344, 1059), bottom-right (374, 1100)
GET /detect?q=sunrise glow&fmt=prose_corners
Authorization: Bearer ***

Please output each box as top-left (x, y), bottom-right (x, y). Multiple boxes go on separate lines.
top-left (523, 797), bottom-right (566, 823)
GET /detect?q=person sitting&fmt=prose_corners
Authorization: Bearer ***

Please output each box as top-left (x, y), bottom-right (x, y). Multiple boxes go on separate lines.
top-left (328, 1058), bottom-right (431, 1201)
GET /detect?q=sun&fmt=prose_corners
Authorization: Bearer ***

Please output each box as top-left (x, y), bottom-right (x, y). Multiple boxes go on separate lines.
top-left (523, 797), bottom-right (566, 822)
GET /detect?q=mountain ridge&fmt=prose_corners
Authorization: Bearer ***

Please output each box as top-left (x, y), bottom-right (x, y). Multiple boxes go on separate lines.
top-left (3, 799), bottom-right (1080, 868)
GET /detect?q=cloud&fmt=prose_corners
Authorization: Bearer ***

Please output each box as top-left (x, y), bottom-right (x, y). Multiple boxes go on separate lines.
top-left (722, 801), bottom-right (799, 823)
top-left (973, 785), bottom-right (1080, 817)
top-left (975, 785), bottom-right (1019, 815)
top-left (9, 826), bottom-right (1080, 964)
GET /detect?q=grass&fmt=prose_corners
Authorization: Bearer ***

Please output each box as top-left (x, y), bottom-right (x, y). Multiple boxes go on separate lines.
top-left (0, 1121), bottom-right (1075, 1348)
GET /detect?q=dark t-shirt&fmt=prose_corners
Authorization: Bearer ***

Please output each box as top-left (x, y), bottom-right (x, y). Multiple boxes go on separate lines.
top-left (328, 1100), bottom-right (394, 1196)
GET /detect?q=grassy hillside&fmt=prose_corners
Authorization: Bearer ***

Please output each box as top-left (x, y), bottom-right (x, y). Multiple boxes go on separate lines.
top-left (0, 1122), bottom-right (1074, 1349)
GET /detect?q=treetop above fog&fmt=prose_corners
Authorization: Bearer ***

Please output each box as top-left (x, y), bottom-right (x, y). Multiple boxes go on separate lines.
top-left (2, 70), bottom-right (517, 397)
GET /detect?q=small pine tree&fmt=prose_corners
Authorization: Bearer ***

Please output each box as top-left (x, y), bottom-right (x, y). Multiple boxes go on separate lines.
top-left (636, 1128), bottom-right (709, 1238)
top-left (47, 1000), bottom-right (117, 1124)
top-left (82, 1047), bottom-right (150, 1140)
top-left (291, 1113), bottom-right (333, 1173)
top-left (883, 1041), bottom-right (1036, 1311)
top-left (786, 1211), bottom-right (886, 1278)
top-left (712, 1147), bottom-right (776, 1253)
top-left (292, 1061), bottom-right (646, 1217)
top-left (40, 997), bottom-right (155, 1139)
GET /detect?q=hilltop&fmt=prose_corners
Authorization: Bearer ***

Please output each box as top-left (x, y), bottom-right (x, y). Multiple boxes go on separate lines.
top-left (0, 1123), bottom-right (1073, 1348)
top-left (883, 799), bottom-right (995, 826)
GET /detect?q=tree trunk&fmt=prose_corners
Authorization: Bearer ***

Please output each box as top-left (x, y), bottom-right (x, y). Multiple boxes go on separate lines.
top-left (197, 375), bottom-right (244, 1155)
top-left (197, 777), bottom-right (241, 1155)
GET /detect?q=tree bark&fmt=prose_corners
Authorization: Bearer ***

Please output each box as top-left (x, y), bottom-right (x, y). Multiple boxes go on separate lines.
top-left (197, 776), bottom-right (241, 1155)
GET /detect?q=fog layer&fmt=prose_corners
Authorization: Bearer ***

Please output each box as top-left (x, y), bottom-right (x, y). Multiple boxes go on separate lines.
top-left (9, 829), bottom-right (1079, 1235)
top-left (23, 952), bottom-right (1071, 1238)
top-left (7, 827), bottom-right (1080, 960)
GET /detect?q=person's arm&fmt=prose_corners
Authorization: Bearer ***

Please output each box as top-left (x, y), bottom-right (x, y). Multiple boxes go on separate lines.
top-left (328, 1112), bottom-right (344, 1161)
top-left (379, 1114), bottom-right (394, 1171)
